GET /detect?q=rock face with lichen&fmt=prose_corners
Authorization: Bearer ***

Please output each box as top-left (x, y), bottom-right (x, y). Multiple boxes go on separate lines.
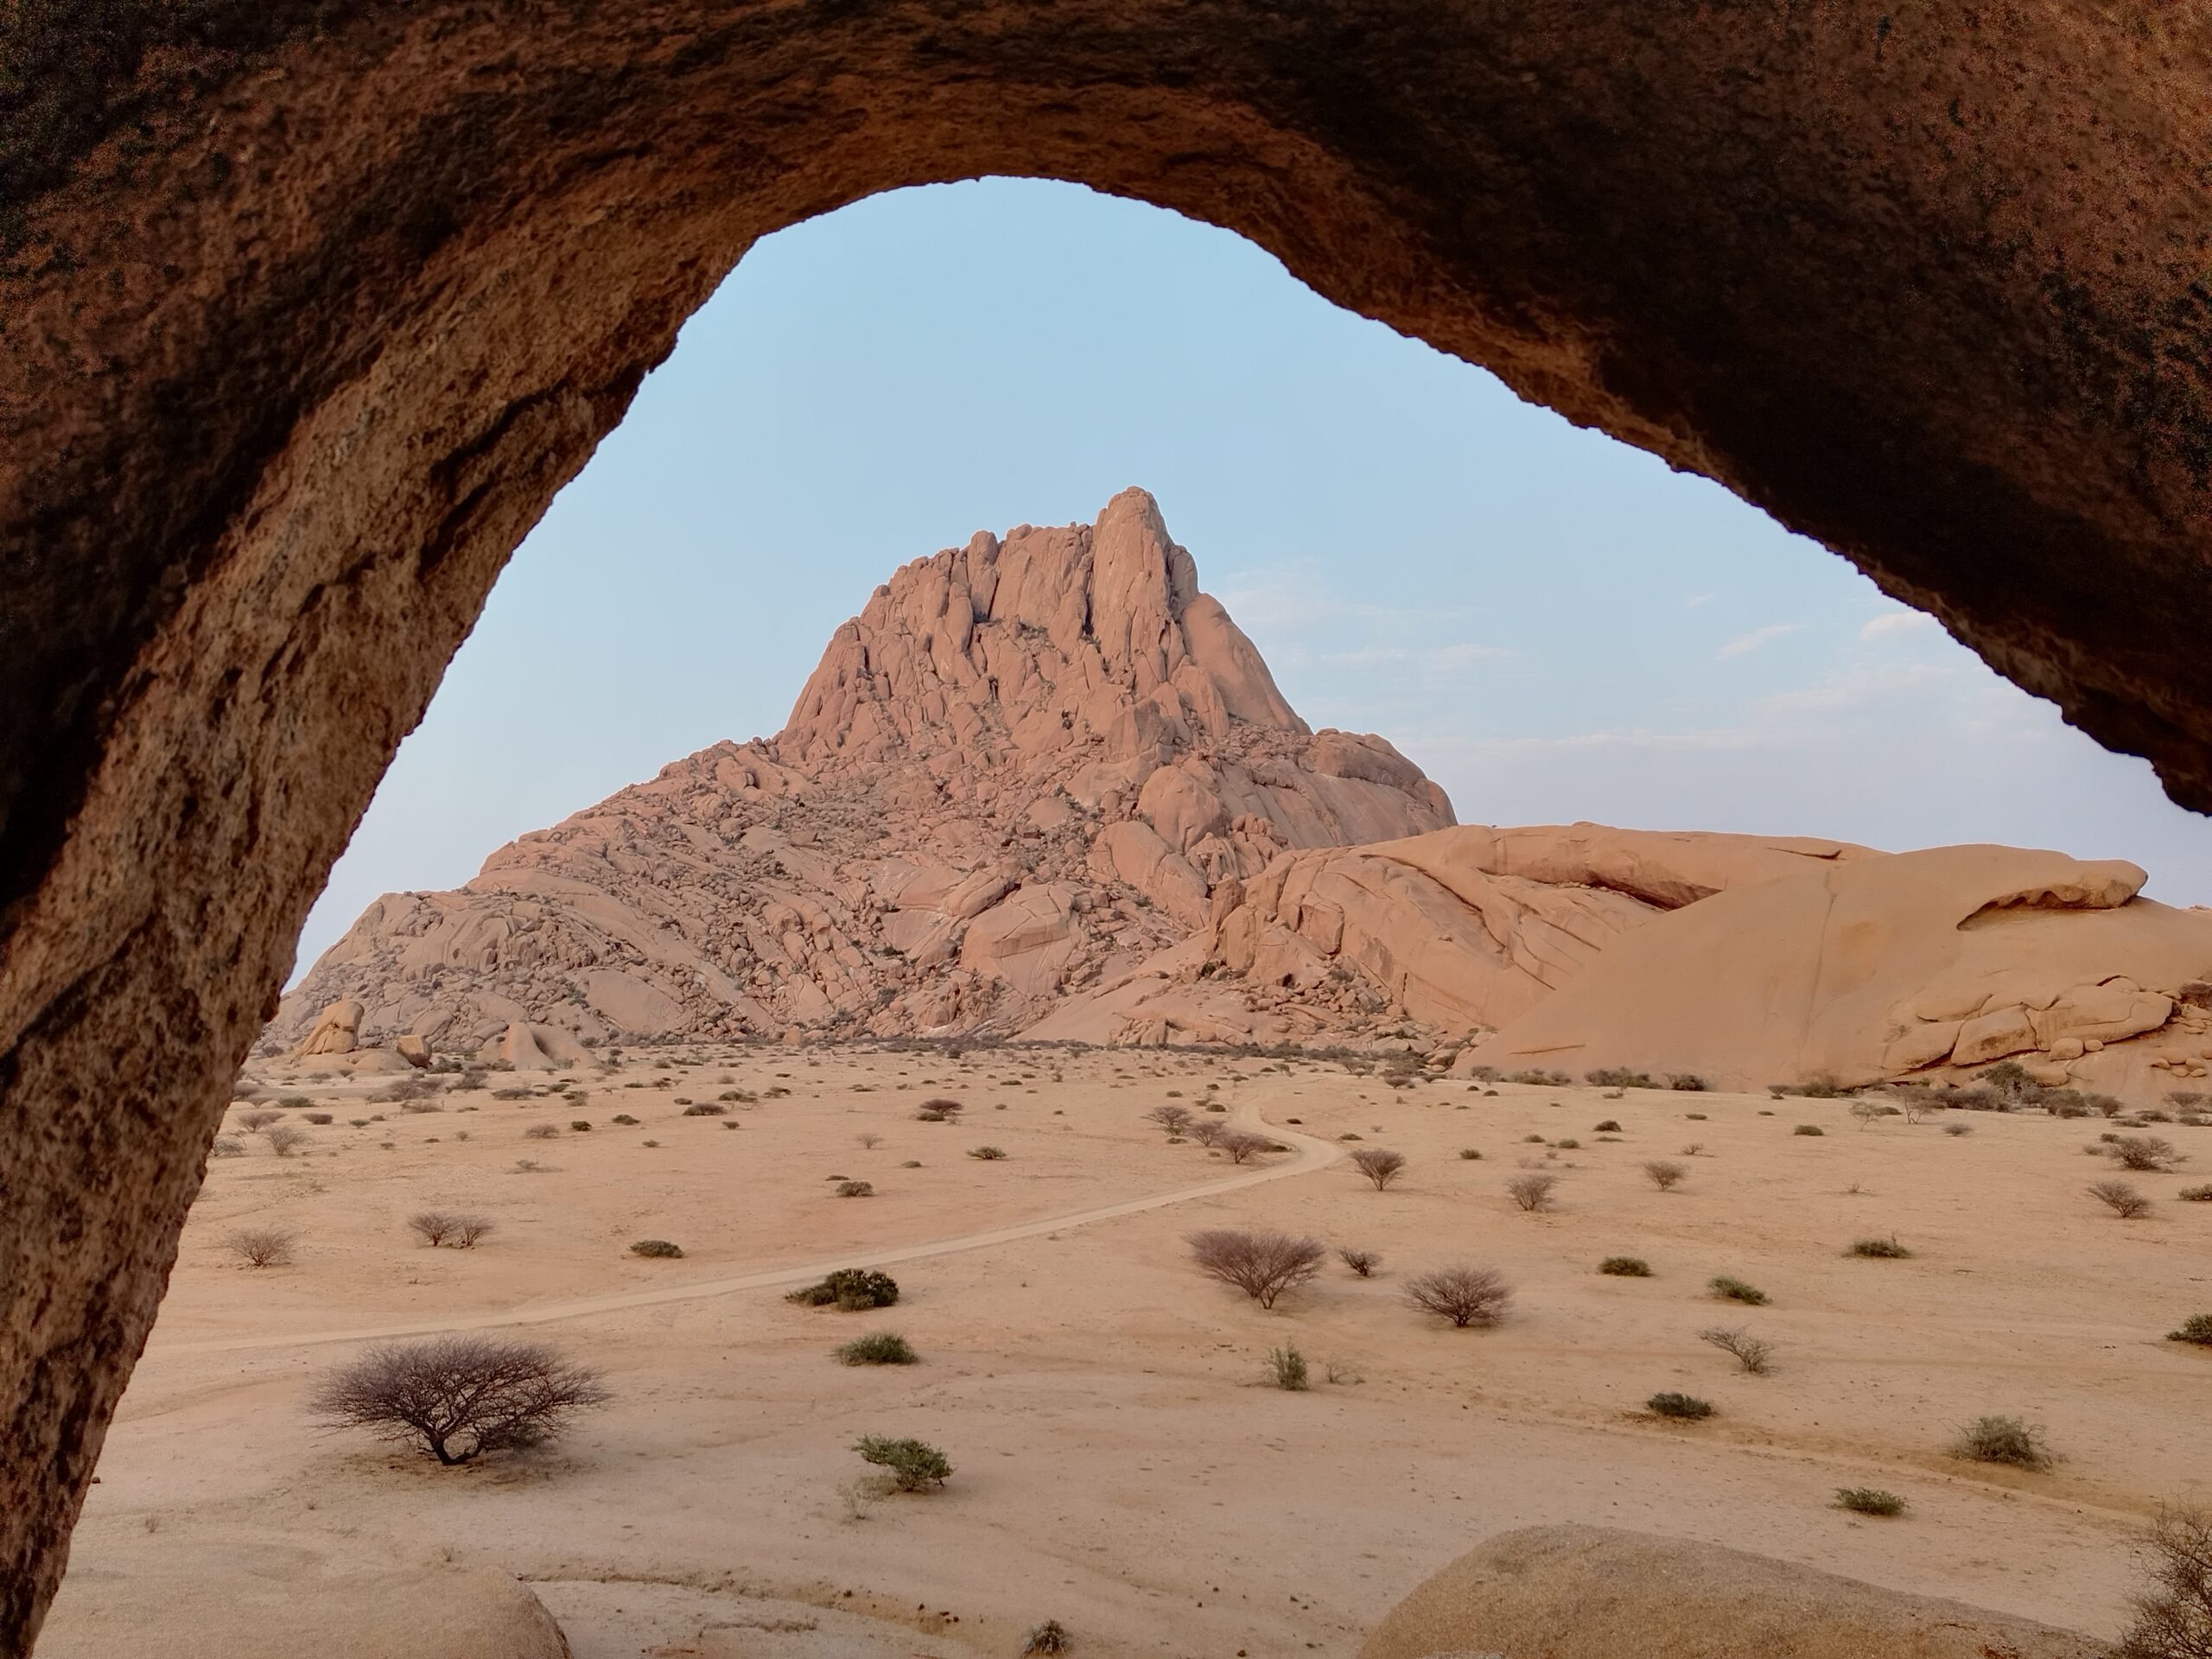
top-left (266, 489), bottom-right (1454, 1055)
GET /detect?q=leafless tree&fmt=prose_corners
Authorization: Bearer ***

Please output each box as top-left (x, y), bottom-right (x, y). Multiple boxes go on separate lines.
top-left (855, 1132), bottom-right (883, 1150)
top-left (226, 1226), bottom-right (300, 1268)
top-left (1187, 1118), bottom-right (1229, 1148)
top-left (1699, 1325), bottom-right (1775, 1375)
top-left (1146, 1104), bottom-right (1194, 1136)
top-left (264, 1122), bottom-right (308, 1157)
top-left (2110, 1135), bottom-right (2185, 1173)
top-left (1186, 1229), bottom-right (1325, 1309)
top-left (1338, 1247), bottom-right (1380, 1277)
top-left (2090, 1179), bottom-right (2155, 1218)
top-left (1217, 1130), bottom-right (1275, 1165)
top-left (1848, 1100), bottom-right (1889, 1129)
top-left (409, 1211), bottom-right (495, 1249)
top-left (2120, 1503), bottom-right (2212, 1659)
top-left (1505, 1172), bottom-right (1559, 1212)
top-left (1403, 1265), bottom-right (1514, 1327)
top-left (1643, 1160), bottom-right (1687, 1191)
top-left (310, 1335), bottom-right (611, 1465)
top-left (1348, 1148), bottom-right (1407, 1190)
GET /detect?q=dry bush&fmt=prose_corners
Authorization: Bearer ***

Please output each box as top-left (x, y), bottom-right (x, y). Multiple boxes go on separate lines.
top-left (524, 1122), bottom-right (560, 1140)
top-left (1643, 1160), bottom-right (1687, 1191)
top-left (2110, 1135), bottom-right (2185, 1172)
top-left (1187, 1229), bottom-right (1325, 1309)
top-left (1699, 1325), bottom-right (1775, 1375)
top-left (1402, 1264), bottom-right (1513, 1327)
top-left (310, 1335), bottom-right (609, 1465)
top-left (409, 1211), bottom-right (493, 1249)
top-left (1267, 1344), bottom-right (1310, 1390)
top-left (1023, 1618), bottom-right (1071, 1656)
top-left (2091, 1179), bottom-right (2156, 1218)
top-left (2120, 1504), bottom-right (2212, 1658)
top-left (209, 1136), bottom-right (245, 1158)
top-left (1836, 1487), bottom-right (1907, 1516)
top-left (1338, 1247), bottom-right (1380, 1277)
top-left (237, 1109), bottom-right (283, 1131)
top-left (226, 1226), bottom-right (299, 1268)
top-left (264, 1123), bottom-right (308, 1157)
top-left (1146, 1104), bottom-right (1194, 1135)
top-left (630, 1238), bottom-right (683, 1258)
top-left (1217, 1129), bottom-right (1275, 1165)
top-left (1187, 1118), bottom-right (1229, 1148)
top-left (855, 1132), bottom-right (883, 1149)
top-left (1709, 1275), bottom-right (1768, 1305)
top-left (1349, 1147), bottom-right (1408, 1190)
top-left (1505, 1172), bottom-right (1559, 1212)
top-left (1599, 1255), bottom-right (1652, 1277)
top-left (1953, 1414), bottom-right (2051, 1469)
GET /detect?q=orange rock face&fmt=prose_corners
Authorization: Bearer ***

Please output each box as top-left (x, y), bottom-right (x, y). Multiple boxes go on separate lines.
top-left (268, 491), bottom-right (1453, 1053)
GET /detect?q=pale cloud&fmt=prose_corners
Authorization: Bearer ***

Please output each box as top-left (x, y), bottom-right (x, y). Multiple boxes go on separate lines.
top-left (1859, 609), bottom-right (1942, 641)
top-left (1752, 660), bottom-right (1958, 718)
top-left (1717, 622), bottom-right (1805, 659)
top-left (1684, 593), bottom-right (1714, 608)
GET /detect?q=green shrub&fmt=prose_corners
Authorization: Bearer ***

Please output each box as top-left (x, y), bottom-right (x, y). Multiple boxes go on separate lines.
top-left (788, 1268), bottom-right (899, 1309)
top-left (2169, 1313), bottom-right (2212, 1346)
top-left (1848, 1236), bottom-right (1912, 1258)
top-left (1835, 1488), bottom-right (1907, 1516)
top-left (1599, 1256), bottom-right (1652, 1277)
top-left (1648, 1392), bottom-right (1713, 1420)
top-left (630, 1238), bottom-right (683, 1259)
top-left (854, 1434), bottom-right (951, 1491)
top-left (836, 1332), bottom-right (918, 1365)
top-left (1953, 1414), bottom-right (2051, 1469)
top-left (1267, 1344), bottom-right (1310, 1391)
top-left (1709, 1275), bottom-right (1768, 1305)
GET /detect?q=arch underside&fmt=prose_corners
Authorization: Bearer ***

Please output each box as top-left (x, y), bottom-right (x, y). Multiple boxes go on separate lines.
top-left (1, 2), bottom-right (2207, 1648)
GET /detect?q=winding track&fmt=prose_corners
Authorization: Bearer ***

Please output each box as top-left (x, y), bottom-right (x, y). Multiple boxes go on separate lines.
top-left (154, 1103), bottom-right (1341, 1357)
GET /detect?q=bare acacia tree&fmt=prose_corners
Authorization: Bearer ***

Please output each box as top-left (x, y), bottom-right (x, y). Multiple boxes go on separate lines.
top-left (2121, 1503), bottom-right (2212, 1659)
top-left (1348, 1148), bottom-right (1407, 1190)
top-left (1217, 1130), bottom-right (1279, 1165)
top-left (1505, 1172), bottom-right (1559, 1212)
top-left (226, 1226), bottom-right (299, 1268)
top-left (1403, 1266), bottom-right (1514, 1327)
top-left (2090, 1179), bottom-right (2155, 1218)
top-left (1187, 1118), bottom-right (1230, 1148)
top-left (1146, 1104), bottom-right (1195, 1136)
top-left (1699, 1325), bottom-right (1776, 1375)
top-left (1186, 1230), bottom-right (1325, 1309)
top-left (311, 1336), bottom-right (611, 1465)
top-left (1643, 1160), bottom-right (1687, 1191)
top-left (409, 1211), bottom-right (495, 1248)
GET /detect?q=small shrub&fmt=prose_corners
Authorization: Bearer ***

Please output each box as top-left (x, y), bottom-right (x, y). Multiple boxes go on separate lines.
top-left (1349, 1147), bottom-right (1408, 1190)
top-left (1187, 1229), bottom-right (1325, 1308)
top-left (1599, 1255), bottom-right (1652, 1277)
top-left (1669, 1074), bottom-right (1709, 1091)
top-left (1648, 1392), bottom-right (1713, 1420)
top-left (2168, 1313), bottom-right (2212, 1346)
top-left (836, 1332), bottom-right (918, 1365)
top-left (1459, 1147), bottom-right (1483, 1160)
top-left (1593, 1119), bottom-right (1623, 1133)
top-left (1554, 1137), bottom-right (1581, 1150)
top-left (1794, 1123), bottom-right (1825, 1137)
top-left (968, 1145), bottom-right (1008, 1160)
top-left (1709, 1275), bottom-right (1768, 1305)
top-left (853, 1434), bottom-right (951, 1491)
top-left (612, 1113), bottom-right (639, 1125)
top-left (2110, 1135), bottom-right (2184, 1172)
top-left (1338, 1247), bottom-right (1380, 1277)
top-left (1700, 1325), bottom-right (1775, 1374)
top-left (1953, 1414), bottom-right (2051, 1469)
top-left (788, 1268), bottom-right (899, 1309)
top-left (837, 1179), bottom-right (875, 1197)
top-left (1023, 1619), bottom-right (1071, 1656)
top-left (226, 1226), bottom-right (299, 1268)
top-left (210, 1135), bottom-right (245, 1158)
top-left (2179, 1185), bottom-right (2212, 1201)
top-left (524, 1122), bottom-right (559, 1140)
top-left (264, 1122), bottom-right (308, 1156)
top-left (1942, 1122), bottom-right (1974, 1136)
top-left (304, 1112), bottom-right (334, 1125)
top-left (2090, 1179), bottom-right (2154, 1218)
top-left (276, 1095), bottom-right (312, 1109)
top-left (1506, 1172), bottom-right (1559, 1212)
top-left (1586, 1067), bottom-right (1657, 1089)
top-left (1836, 1488), bottom-right (1908, 1516)
top-left (630, 1238), bottom-right (683, 1259)
top-left (569, 1120), bottom-right (591, 1132)
top-left (1267, 1344), bottom-right (1310, 1390)
top-left (1402, 1265), bottom-right (1513, 1327)
top-left (1848, 1235), bottom-right (1911, 1258)
top-left (682, 1102), bottom-right (727, 1116)
top-left (1643, 1160), bottom-right (1687, 1191)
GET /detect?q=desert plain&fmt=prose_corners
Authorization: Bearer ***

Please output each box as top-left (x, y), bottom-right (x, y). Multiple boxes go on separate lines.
top-left (41, 1040), bottom-right (2212, 1657)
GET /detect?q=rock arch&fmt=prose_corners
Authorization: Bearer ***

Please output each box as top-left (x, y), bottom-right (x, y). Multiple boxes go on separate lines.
top-left (2, 3), bottom-right (2207, 1646)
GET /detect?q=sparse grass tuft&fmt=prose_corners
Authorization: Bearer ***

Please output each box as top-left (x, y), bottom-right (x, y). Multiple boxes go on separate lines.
top-left (836, 1332), bottom-right (917, 1365)
top-left (1848, 1236), bottom-right (1911, 1258)
top-left (1709, 1275), bottom-right (1768, 1305)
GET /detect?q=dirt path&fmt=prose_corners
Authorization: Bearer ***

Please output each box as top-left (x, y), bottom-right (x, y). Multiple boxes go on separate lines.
top-left (152, 1103), bottom-right (1338, 1357)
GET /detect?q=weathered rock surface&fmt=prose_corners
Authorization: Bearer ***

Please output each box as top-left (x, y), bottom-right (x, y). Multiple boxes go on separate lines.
top-left (269, 492), bottom-right (1452, 1054)
top-left (1359, 1524), bottom-right (2105, 1659)
top-left (1464, 843), bottom-right (2212, 1096)
top-left (38, 1529), bottom-right (571, 1659)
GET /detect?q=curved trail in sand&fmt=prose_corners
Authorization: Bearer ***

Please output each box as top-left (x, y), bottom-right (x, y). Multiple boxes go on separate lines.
top-left (155, 1103), bottom-right (1341, 1357)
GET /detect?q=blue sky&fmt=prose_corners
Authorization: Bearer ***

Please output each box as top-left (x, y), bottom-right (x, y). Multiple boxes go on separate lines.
top-left (293, 178), bottom-right (2212, 975)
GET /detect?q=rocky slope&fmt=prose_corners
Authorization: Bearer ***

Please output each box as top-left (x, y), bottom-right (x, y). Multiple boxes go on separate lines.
top-left (268, 490), bottom-right (1454, 1054)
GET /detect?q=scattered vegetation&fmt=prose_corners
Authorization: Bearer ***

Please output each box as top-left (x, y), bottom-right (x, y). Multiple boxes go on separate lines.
top-left (629, 1238), bottom-right (683, 1259)
top-left (2090, 1179), bottom-right (2155, 1218)
top-left (310, 1336), bottom-right (609, 1465)
top-left (409, 1211), bottom-right (493, 1249)
top-left (1835, 1488), bottom-right (1908, 1517)
top-left (1708, 1275), bottom-right (1768, 1306)
top-left (1402, 1265), bottom-right (1514, 1327)
top-left (853, 1434), bottom-right (951, 1491)
top-left (1847, 1236), bottom-right (1911, 1258)
top-left (836, 1332), bottom-right (918, 1365)
top-left (1648, 1392), bottom-right (1714, 1420)
top-left (1599, 1255), bottom-right (1652, 1277)
top-left (1505, 1172), bottom-right (1559, 1212)
top-left (1643, 1160), bottom-right (1687, 1191)
top-left (1187, 1229), bottom-right (1325, 1309)
top-left (788, 1268), bottom-right (899, 1310)
top-left (1267, 1344), bottom-right (1310, 1390)
top-left (1700, 1325), bottom-right (1776, 1375)
top-left (1586, 1068), bottom-right (1657, 1089)
top-left (226, 1226), bottom-right (299, 1268)
top-left (1349, 1147), bottom-right (1408, 1190)
top-left (1338, 1247), bottom-right (1380, 1277)
top-left (1953, 1414), bottom-right (2052, 1470)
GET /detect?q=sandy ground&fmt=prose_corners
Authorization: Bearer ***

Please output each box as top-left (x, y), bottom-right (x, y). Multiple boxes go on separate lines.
top-left (53, 1045), bottom-right (2212, 1656)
